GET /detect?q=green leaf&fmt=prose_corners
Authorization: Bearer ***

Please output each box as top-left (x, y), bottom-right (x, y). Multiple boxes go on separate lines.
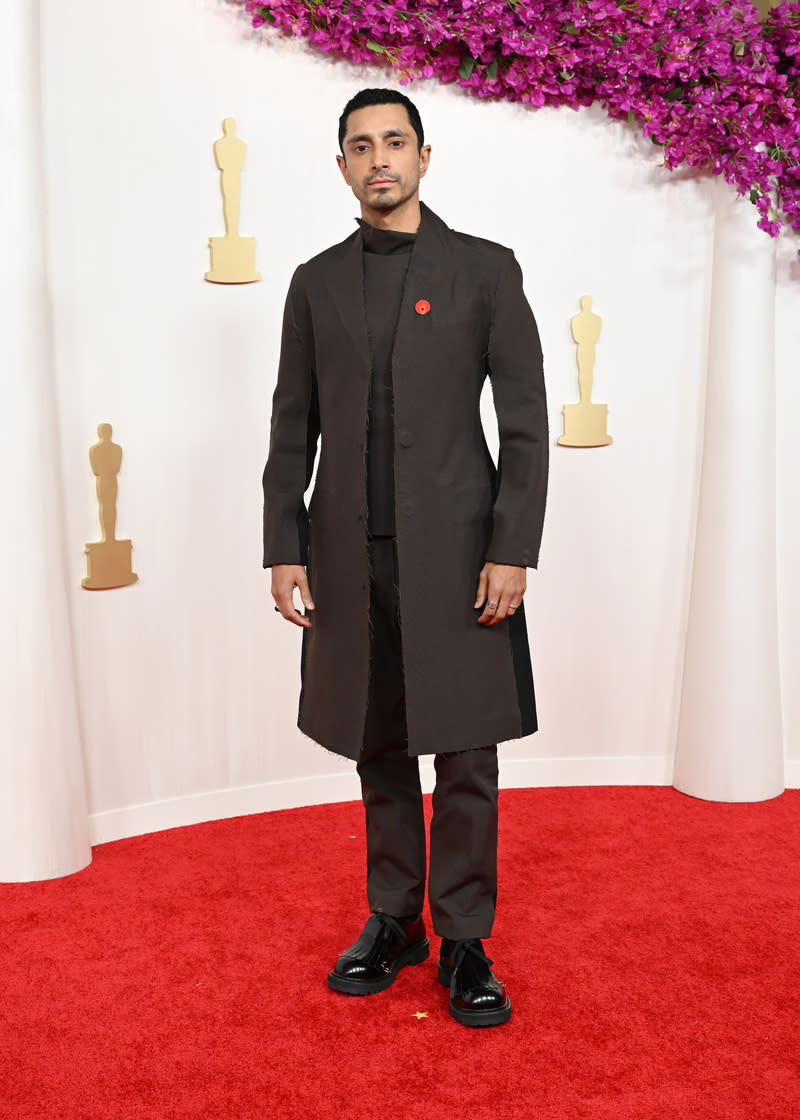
top-left (611, 34), bottom-right (626, 46)
top-left (749, 188), bottom-right (761, 203)
top-left (486, 59), bottom-right (498, 79)
top-left (665, 85), bottom-right (685, 101)
top-left (458, 54), bottom-right (476, 80)
top-left (768, 143), bottom-right (785, 160)
top-left (260, 5), bottom-right (275, 19)
top-left (564, 22), bottom-right (579, 35)
top-left (627, 109), bottom-right (636, 127)
top-left (366, 40), bottom-right (384, 53)
top-left (733, 40), bottom-right (745, 57)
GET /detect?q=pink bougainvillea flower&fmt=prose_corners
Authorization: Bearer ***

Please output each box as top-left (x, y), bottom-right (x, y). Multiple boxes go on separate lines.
top-left (227, 0), bottom-right (800, 256)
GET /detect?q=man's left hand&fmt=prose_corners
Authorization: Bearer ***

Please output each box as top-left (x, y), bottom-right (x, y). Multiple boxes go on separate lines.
top-left (474, 562), bottom-right (527, 626)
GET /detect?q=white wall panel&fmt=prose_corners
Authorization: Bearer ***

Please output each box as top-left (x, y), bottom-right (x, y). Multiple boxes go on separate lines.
top-left (4, 0), bottom-right (792, 860)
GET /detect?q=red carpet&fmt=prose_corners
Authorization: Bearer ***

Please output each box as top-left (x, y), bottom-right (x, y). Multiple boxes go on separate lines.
top-left (1, 787), bottom-right (799, 1120)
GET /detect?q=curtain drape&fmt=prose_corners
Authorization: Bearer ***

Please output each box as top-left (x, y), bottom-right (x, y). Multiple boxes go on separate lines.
top-left (0, 0), bottom-right (790, 882)
top-left (0, 1), bottom-right (91, 882)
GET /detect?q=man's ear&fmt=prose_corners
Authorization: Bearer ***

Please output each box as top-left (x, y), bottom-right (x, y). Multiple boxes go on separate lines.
top-left (336, 154), bottom-right (351, 186)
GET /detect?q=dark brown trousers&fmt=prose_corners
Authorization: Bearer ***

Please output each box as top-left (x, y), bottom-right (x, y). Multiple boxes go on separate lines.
top-left (358, 535), bottom-right (498, 941)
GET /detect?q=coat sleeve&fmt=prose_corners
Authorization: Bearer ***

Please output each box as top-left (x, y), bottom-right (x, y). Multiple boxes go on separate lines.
top-left (262, 263), bottom-right (320, 568)
top-left (484, 249), bottom-right (549, 569)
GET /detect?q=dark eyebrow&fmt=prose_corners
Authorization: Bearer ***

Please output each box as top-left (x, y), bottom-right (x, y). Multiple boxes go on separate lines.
top-left (346, 128), bottom-right (410, 146)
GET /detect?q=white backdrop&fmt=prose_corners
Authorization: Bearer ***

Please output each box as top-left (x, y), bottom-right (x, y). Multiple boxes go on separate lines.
top-left (2, 0), bottom-right (798, 880)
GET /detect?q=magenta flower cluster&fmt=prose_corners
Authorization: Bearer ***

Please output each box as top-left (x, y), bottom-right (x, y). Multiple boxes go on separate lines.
top-left (236, 0), bottom-right (800, 251)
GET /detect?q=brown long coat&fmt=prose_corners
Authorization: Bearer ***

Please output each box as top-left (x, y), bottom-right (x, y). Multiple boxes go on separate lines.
top-left (262, 201), bottom-right (548, 759)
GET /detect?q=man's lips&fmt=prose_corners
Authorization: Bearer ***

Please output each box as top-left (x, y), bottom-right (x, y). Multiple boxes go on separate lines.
top-left (368, 179), bottom-right (396, 186)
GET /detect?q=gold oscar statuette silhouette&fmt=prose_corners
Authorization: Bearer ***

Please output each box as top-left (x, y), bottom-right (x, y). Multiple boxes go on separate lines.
top-left (205, 117), bottom-right (261, 284)
top-left (82, 424), bottom-right (138, 590)
top-left (558, 295), bottom-right (613, 448)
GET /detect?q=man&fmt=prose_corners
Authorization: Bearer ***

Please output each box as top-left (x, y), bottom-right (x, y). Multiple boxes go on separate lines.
top-left (263, 87), bottom-right (548, 1027)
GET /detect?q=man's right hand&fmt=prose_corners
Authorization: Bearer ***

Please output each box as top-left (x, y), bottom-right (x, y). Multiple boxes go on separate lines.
top-left (271, 564), bottom-right (314, 628)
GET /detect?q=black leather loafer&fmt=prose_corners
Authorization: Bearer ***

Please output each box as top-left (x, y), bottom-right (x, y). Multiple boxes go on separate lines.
top-left (327, 912), bottom-right (429, 995)
top-left (438, 937), bottom-right (512, 1027)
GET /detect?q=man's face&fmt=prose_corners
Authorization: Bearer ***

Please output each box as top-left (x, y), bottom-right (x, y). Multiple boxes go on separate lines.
top-left (336, 103), bottom-right (430, 214)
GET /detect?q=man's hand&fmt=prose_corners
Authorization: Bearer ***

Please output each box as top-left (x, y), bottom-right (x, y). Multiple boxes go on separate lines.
top-left (475, 562), bottom-right (526, 626)
top-left (271, 564), bottom-right (314, 628)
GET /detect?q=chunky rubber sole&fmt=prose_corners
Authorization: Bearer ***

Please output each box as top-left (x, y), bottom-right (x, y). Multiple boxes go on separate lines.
top-left (327, 937), bottom-right (430, 995)
top-left (437, 960), bottom-right (512, 1027)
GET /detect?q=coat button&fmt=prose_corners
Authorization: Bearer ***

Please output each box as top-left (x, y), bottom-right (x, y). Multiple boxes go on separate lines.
top-left (398, 431), bottom-right (413, 448)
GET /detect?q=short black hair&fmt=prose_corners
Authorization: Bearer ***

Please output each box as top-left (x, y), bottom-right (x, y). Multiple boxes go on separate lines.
top-left (338, 87), bottom-right (424, 154)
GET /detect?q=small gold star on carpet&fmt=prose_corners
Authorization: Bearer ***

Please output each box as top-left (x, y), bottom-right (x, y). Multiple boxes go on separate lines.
top-left (413, 1011), bottom-right (428, 1020)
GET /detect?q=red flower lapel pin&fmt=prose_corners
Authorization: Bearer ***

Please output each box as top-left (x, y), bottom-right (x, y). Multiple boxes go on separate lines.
top-left (415, 298), bottom-right (431, 315)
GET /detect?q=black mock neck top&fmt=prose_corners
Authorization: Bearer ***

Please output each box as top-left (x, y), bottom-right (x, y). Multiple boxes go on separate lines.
top-left (356, 217), bottom-right (418, 536)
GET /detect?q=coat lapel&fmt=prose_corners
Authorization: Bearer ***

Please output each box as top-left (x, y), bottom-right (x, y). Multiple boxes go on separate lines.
top-left (326, 227), bottom-right (371, 388)
top-left (392, 201), bottom-right (452, 373)
top-left (325, 201), bottom-right (453, 387)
